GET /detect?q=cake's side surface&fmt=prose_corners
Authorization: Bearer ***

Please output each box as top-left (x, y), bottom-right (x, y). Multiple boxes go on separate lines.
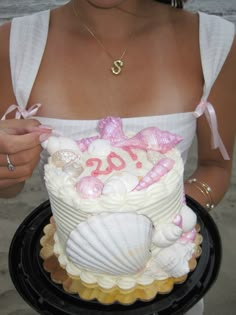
top-left (42, 117), bottom-right (198, 292)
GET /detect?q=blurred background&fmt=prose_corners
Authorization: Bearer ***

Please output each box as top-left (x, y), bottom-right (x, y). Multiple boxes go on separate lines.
top-left (0, 1), bottom-right (235, 314)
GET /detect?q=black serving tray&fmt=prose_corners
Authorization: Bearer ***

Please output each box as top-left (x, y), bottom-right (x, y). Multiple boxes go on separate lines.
top-left (8, 196), bottom-right (221, 315)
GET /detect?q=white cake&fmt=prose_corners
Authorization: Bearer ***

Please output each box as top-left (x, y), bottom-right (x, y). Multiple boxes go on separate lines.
top-left (43, 117), bottom-right (198, 291)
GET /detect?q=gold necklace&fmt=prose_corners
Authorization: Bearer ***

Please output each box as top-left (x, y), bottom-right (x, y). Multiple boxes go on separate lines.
top-left (72, 1), bottom-right (133, 75)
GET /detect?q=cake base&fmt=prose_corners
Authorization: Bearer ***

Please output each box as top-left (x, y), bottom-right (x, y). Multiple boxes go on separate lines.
top-left (39, 219), bottom-right (202, 305)
top-left (8, 197), bottom-right (222, 315)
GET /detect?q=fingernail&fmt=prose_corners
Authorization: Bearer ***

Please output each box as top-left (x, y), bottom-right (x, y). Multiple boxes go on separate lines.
top-left (29, 125), bottom-right (53, 133)
top-left (39, 125), bottom-right (53, 130)
top-left (39, 133), bottom-right (51, 142)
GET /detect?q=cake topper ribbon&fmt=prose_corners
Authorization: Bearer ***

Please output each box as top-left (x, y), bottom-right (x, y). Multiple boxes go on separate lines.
top-left (1, 103), bottom-right (41, 120)
top-left (194, 101), bottom-right (230, 160)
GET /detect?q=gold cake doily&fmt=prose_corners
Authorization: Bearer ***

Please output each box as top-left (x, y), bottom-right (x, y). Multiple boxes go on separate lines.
top-left (39, 217), bottom-right (203, 305)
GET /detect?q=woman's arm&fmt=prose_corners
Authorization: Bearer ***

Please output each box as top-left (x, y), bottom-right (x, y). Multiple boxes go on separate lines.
top-left (0, 23), bottom-right (51, 198)
top-left (185, 38), bottom-right (236, 209)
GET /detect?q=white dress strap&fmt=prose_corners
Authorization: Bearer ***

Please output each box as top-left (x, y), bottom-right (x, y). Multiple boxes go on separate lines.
top-left (10, 10), bottom-right (50, 109)
top-left (194, 13), bottom-right (235, 160)
top-left (199, 12), bottom-right (235, 101)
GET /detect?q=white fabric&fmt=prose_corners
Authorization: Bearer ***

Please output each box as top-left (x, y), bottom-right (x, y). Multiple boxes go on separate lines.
top-left (199, 12), bottom-right (235, 101)
top-left (10, 10), bottom-right (49, 109)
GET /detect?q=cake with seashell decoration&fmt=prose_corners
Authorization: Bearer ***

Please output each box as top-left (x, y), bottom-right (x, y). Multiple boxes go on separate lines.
top-left (40, 116), bottom-right (201, 304)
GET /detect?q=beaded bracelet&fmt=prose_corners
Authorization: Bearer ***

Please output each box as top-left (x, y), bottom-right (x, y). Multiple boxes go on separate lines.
top-left (188, 178), bottom-right (215, 211)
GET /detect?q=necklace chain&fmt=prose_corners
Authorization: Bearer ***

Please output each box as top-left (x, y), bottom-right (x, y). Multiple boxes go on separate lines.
top-left (72, 0), bottom-right (132, 75)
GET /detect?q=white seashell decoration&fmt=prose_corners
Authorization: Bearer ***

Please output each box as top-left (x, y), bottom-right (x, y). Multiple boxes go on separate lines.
top-left (66, 213), bottom-right (154, 275)
top-left (63, 161), bottom-right (84, 177)
top-left (135, 158), bottom-right (175, 191)
top-left (152, 223), bottom-right (182, 248)
top-left (75, 176), bottom-right (104, 199)
top-left (102, 177), bottom-right (127, 195)
top-left (42, 136), bottom-right (81, 156)
top-left (180, 205), bottom-right (197, 233)
top-left (51, 150), bottom-right (79, 168)
top-left (103, 172), bottom-right (139, 195)
top-left (88, 139), bottom-right (111, 156)
top-left (153, 243), bottom-right (195, 278)
top-left (143, 258), bottom-right (169, 280)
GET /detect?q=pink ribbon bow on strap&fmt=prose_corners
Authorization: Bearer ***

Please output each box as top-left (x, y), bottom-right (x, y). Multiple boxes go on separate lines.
top-left (194, 101), bottom-right (230, 160)
top-left (1, 103), bottom-right (41, 120)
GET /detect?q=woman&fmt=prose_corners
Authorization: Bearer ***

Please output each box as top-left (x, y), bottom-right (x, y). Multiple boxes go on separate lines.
top-left (0, 0), bottom-right (235, 313)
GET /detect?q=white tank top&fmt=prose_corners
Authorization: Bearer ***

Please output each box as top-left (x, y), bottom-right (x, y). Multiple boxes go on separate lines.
top-left (6, 9), bottom-right (235, 175)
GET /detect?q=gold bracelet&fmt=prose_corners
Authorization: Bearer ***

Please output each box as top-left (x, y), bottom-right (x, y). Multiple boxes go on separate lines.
top-left (188, 178), bottom-right (215, 210)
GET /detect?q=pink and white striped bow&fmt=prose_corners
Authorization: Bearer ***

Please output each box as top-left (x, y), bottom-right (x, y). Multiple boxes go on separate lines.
top-left (194, 101), bottom-right (230, 160)
top-left (1, 103), bottom-right (41, 120)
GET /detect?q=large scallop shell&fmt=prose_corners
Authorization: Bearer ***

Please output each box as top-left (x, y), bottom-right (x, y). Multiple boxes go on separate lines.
top-left (66, 213), bottom-right (153, 276)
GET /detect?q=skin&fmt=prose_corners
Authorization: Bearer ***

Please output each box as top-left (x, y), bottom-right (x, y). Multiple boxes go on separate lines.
top-left (0, 0), bottom-right (235, 205)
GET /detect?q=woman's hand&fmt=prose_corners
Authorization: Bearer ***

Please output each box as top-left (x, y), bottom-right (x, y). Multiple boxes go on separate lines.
top-left (0, 119), bottom-right (52, 197)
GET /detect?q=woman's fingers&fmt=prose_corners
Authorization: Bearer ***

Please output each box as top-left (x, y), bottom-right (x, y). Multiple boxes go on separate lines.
top-left (0, 118), bottom-right (41, 135)
top-left (0, 177), bottom-right (28, 190)
top-left (0, 152), bottom-right (41, 180)
top-left (0, 127), bottom-right (52, 155)
top-left (0, 119), bottom-right (53, 191)
top-left (0, 132), bottom-right (43, 154)
top-left (0, 145), bottom-right (42, 168)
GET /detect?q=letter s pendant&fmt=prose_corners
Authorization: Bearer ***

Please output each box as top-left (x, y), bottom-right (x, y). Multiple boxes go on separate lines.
top-left (111, 60), bottom-right (124, 75)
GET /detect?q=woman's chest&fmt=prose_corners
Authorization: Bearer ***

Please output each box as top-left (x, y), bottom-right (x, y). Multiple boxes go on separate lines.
top-left (29, 26), bottom-right (203, 120)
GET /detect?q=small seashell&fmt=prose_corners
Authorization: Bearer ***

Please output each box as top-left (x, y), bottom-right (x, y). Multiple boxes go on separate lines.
top-left (75, 176), bottom-right (104, 199)
top-left (51, 150), bottom-right (79, 168)
top-left (102, 178), bottom-right (127, 195)
top-left (115, 127), bottom-right (182, 153)
top-left (135, 158), bottom-right (175, 191)
top-left (88, 139), bottom-right (111, 156)
top-left (173, 214), bottom-right (183, 228)
top-left (143, 258), bottom-right (169, 279)
top-left (180, 205), bottom-right (197, 233)
top-left (180, 229), bottom-right (197, 244)
top-left (152, 223), bottom-right (182, 248)
top-left (153, 243), bottom-right (194, 278)
top-left (63, 161), bottom-right (84, 177)
top-left (98, 117), bottom-right (127, 145)
top-left (43, 136), bottom-right (81, 155)
top-left (66, 212), bottom-right (153, 275)
top-left (76, 135), bottom-right (100, 152)
top-left (103, 172), bottom-right (139, 196)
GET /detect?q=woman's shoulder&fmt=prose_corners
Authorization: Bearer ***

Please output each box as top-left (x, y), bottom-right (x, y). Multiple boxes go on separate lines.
top-left (0, 22), bottom-right (11, 83)
top-left (0, 21), bottom-right (11, 59)
top-left (0, 21), bottom-right (16, 117)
